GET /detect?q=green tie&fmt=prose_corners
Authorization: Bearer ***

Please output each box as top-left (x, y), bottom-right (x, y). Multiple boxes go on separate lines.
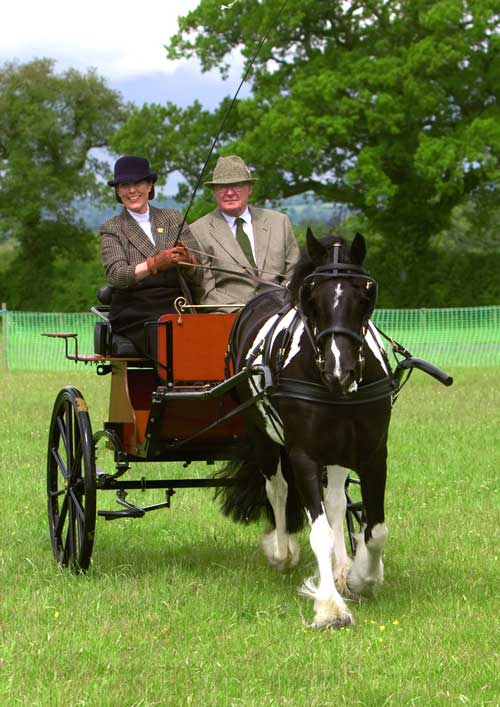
top-left (235, 217), bottom-right (256, 269)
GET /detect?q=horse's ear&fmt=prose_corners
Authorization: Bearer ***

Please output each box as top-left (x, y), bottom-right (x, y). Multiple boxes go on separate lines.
top-left (306, 227), bottom-right (328, 265)
top-left (351, 232), bottom-right (366, 265)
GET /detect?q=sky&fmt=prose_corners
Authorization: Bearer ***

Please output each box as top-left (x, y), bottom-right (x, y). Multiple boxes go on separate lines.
top-left (0, 0), bottom-right (248, 109)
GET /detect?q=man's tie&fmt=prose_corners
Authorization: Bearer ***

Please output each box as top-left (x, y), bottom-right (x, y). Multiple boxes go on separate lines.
top-left (235, 217), bottom-right (257, 269)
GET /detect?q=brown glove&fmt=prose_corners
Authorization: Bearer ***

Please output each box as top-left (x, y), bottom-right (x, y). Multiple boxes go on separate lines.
top-left (174, 242), bottom-right (196, 266)
top-left (146, 244), bottom-right (194, 275)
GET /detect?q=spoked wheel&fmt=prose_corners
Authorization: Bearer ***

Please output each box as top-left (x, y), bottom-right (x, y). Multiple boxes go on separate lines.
top-left (345, 475), bottom-right (365, 554)
top-left (47, 387), bottom-right (96, 572)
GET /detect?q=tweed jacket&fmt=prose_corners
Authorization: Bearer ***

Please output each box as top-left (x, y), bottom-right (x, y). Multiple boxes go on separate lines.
top-left (100, 205), bottom-right (202, 298)
top-left (189, 206), bottom-right (300, 311)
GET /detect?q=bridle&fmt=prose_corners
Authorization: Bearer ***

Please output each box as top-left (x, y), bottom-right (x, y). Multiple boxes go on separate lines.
top-left (237, 245), bottom-right (399, 408)
top-left (298, 247), bottom-right (378, 382)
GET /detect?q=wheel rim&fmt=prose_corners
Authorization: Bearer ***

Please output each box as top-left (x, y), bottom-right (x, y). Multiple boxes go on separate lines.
top-left (47, 387), bottom-right (96, 571)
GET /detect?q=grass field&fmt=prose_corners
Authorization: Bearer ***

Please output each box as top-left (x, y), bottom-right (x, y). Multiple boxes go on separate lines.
top-left (0, 368), bottom-right (499, 706)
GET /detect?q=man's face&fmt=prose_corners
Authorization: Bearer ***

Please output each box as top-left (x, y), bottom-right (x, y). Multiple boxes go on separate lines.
top-left (213, 182), bottom-right (252, 217)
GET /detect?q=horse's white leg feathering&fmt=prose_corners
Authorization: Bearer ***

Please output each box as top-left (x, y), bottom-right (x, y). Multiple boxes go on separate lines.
top-left (324, 465), bottom-right (352, 595)
top-left (262, 460), bottom-right (300, 571)
top-left (299, 509), bottom-right (353, 628)
top-left (348, 522), bottom-right (388, 596)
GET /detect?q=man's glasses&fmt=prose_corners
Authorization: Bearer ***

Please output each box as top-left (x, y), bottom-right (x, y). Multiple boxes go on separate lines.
top-left (214, 183), bottom-right (250, 193)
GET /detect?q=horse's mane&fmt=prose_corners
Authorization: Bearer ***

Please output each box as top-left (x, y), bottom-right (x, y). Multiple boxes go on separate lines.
top-left (288, 235), bottom-right (350, 303)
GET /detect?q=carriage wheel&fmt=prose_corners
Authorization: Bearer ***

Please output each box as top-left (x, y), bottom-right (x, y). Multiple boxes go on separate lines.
top-left (47, 387), bottom-right (96, 572)
top-left (345, 475), bottom-right (364, 554)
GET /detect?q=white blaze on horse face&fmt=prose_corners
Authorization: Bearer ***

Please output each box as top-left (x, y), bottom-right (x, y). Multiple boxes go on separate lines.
top-left (330, 337), bottom-right (342, 379)
top-left (333, 282), bottom-right (343, 309)
top-left (325, 284), bottom-right (344, 379)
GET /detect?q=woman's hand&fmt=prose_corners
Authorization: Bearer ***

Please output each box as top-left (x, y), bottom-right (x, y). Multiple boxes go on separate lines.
top-left (146, 243), bottom-right (194, 275)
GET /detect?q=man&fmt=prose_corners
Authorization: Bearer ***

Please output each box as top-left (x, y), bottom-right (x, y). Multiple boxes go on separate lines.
top-left (190, 155), bottom-right (300, 311)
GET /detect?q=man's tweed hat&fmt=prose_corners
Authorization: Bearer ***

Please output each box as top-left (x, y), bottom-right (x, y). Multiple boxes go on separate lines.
top-left (204, 155), bottom-right (256, 186)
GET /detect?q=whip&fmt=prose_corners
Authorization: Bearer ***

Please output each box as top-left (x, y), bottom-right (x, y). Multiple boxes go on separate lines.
top-left (174, 0), bottom-right (290, 244)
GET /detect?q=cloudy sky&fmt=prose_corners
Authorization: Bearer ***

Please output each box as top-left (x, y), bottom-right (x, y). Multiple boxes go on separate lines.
top-left (0, 0), bottom-right (247, 108)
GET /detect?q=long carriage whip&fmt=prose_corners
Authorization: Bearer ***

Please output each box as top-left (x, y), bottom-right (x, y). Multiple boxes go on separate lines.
top-left (174, 0), bottom-right (290, 246)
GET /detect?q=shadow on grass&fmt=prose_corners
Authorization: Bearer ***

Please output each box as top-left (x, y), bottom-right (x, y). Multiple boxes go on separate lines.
top-left (90, 528), bottom-right (308, 585)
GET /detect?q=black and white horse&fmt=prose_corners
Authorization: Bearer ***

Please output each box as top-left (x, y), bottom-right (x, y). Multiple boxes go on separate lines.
top-left (219, 229), bottom-right (398, 628)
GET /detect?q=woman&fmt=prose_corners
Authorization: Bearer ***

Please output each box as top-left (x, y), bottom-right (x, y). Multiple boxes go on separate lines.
top-left (100, 155), bottom-right (203, 357)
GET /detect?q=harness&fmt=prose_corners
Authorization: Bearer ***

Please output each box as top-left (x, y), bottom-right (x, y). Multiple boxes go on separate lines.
top-left (235, 245), bottom-right (399, 409)
top-left (242, 307), bottom-right (399, 408)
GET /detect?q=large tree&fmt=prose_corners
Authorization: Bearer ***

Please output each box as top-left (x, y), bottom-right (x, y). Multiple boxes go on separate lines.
top-left (0, 59), bottom-right (127, 309)
top-left (114, 0), bottom-right (500, 259)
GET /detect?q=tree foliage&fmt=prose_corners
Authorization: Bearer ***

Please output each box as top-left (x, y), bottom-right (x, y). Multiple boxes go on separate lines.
top-left (0, 59), bottom-right (127, 309)
top-left (115, 0), bottom-right (500, 262)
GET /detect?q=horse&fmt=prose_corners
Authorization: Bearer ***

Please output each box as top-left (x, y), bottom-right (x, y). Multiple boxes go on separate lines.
top-left (218, 228), bottom-right (399, 628)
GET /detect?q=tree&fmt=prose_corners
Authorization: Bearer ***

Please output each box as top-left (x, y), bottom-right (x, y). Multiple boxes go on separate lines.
top-left (0, 59), bottom-right (127, 309)
top-left (115, 0), bottom-right (500, 262)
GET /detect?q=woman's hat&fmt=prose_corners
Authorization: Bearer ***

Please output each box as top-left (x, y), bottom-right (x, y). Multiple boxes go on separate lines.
top-left (107, 156), bottom-right (158, 186)
top-left (204, 155), bottom-right (256, 186)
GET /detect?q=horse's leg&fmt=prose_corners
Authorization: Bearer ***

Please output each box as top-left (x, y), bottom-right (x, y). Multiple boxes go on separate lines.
top-left (324, 465), bottom-right (352, 596)
top-left (348, 455), bottom-right (388, 597)
top-left (262, 454), bottom-right (300, 571)
top-left (291, 451), bottom-right (353, 628)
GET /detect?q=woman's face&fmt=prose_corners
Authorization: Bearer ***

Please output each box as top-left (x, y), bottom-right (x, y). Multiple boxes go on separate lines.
top-left (116, 179), bottom-right (153, 214)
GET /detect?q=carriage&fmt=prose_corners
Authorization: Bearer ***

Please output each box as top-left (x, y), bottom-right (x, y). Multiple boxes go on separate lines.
top-left (44, 287), bottom-right (362, 572)
top-left (44, 231), bottom-right (453, 628)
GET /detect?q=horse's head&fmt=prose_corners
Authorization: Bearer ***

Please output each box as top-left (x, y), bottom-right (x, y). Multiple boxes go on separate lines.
top-left (291, 229), bottom-right (378, 395)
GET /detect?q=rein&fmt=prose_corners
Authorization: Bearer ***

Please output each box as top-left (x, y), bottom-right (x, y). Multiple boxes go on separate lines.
top-left (179, 243), bottom-right (290, 292)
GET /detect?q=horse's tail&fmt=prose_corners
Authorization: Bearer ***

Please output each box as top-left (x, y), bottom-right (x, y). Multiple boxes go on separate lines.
top-left (215, 452), bottom-right (273, 525)
top-left (215, 445), bottom-right (306, 532)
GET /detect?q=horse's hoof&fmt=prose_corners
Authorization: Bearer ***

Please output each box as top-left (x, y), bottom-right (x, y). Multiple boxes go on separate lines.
top-left (334, 568), bottom-right (359, 600)
top-left (341, 586), bottom-right (361, 602)
top-left (347, 575), bottom-right (380, 598)
top-left (309, 613), bottom-right (354, 630)
top-left (262, 532), bottom-right (300, 572)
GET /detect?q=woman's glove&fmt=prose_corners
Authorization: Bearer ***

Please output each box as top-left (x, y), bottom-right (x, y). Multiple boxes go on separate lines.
top-left (146, 243), bottom-right (194, 275)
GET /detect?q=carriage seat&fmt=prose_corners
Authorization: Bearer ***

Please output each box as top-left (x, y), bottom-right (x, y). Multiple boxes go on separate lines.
top-left (93, 285), bottom-right (143, 358)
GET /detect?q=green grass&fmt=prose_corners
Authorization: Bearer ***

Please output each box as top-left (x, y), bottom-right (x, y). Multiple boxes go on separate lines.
top-left (0, 368), bottom-right (499, 706)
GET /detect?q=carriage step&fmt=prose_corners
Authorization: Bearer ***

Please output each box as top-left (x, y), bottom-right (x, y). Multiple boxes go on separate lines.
top-left (98, 508), bottom-right (145, 520)
top-left (98, 494), bottom-right (174, 520)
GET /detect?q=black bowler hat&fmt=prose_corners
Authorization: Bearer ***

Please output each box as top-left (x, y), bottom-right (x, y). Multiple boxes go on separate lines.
top-left (107, 156), bottom-right (158, 186)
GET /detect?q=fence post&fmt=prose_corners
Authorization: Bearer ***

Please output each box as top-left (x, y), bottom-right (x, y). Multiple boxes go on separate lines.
top-left (1, 303), bottom-right (7, 370)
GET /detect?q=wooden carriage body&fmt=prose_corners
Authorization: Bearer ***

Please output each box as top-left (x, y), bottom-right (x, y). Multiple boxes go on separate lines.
top-left (104, 313), bottom-right (247, 462)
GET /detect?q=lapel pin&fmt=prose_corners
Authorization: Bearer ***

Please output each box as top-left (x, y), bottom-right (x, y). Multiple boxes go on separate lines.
top-left (157, 227), bottom-right (164, 233)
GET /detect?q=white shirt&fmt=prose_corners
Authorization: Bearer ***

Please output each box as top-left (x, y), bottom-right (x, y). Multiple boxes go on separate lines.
top-left (127, 207), bottom-right (155, 245)
top-left (222, 208), bottom-right (256, 261)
